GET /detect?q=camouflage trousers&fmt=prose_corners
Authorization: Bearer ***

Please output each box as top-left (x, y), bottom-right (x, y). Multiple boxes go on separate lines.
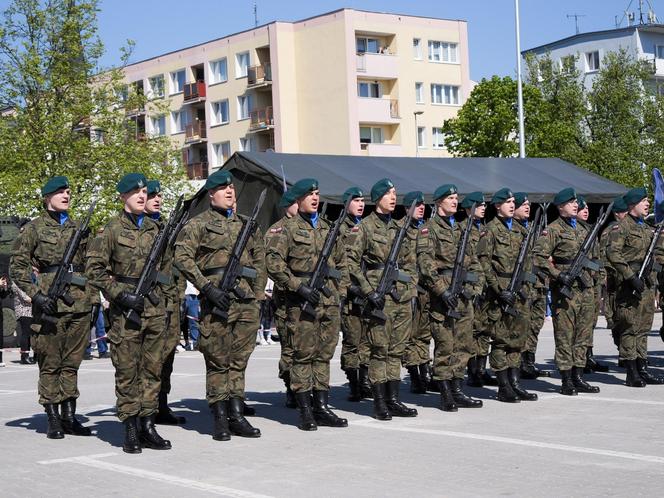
top-left (615, 286), bottom-right (655, 361)
top-left (430, 297), bottom-right (474, 381)
top-left (33, 312), bottom-right (89, 405)
top-left (340, 301), bottom-right (370, 370)
top-left (274, 292), bottom-right (293, 379)
top-left (403, 294), bottom-right (431, 367)
top-left (524, 287), bottom-right (547, 354)
top-left (582, 283), bottom-right (602, 348)
top-left (472, 297), bottom-right (491, 357)
top-left (198, 300), bottom-right (259, 404)
top-left (488, 298), bottom-right (530, 372)
top-left (160, 309), bottom-right (182, 395)
top-left (286, 298), bottom-right (340, 393)
top-left (366, 298), bottom-right (412, 385)
top-left (108, 309), bottom-right (166, 421)
top-left (550, 286), bottom-right (593, 371)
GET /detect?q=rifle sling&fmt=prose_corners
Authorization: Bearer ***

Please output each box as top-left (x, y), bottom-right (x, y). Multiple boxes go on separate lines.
top-left (202, 266), bottom-right (257, 280)
top-left (40, 264), bottom-right (87, 286)
top-left (495, 270), bottom-right (537, 284)
top-left (553, 256), bottom-right (601, 272)
top-left (362, 262), bottom-right (411, 283)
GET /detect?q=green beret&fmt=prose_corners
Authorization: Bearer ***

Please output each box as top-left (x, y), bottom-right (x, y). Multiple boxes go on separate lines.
top-left (513, 192), bottom-right (529, 209)
top-left (553, 187), bottom-right (576, 206)
top-left (577, 195), bottom-right (587, 210)
top-left (403, 191), bottom-right (424, 206)
top-left (491, 187), bottom-right (514, 204)
top-left (278, 190), bottom-right (296, 208)
top-left (41, 176), bottom-right (69, 196)
top-left (290, 178), bottom-right (319, 199)
top-left (612, 196), bottom-right (628, 213)
top-left (147, 180), bottom-right (161, 196)
top-left (116, 173), bottom-right (147, 194)
top-left (204, 170), bottom-right (233, 191)
top-left (624, 187), bottom-right (647, 206)
top-left (460, 191), bottom-right (484, 209)
top-left (343, 186), bottom-right (364, 204)
top-left (371, 178), bottom-right (395, 202)
top-left (433, 184), bottom-right (458, 201)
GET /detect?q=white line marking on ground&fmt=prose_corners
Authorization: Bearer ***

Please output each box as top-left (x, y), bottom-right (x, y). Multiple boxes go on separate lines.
top-left (0, 389), bottom-right (36, 395)
top-left (353, 420), bottom-right (664, 464)
top-left (39, 453), bottom-right (274, 498)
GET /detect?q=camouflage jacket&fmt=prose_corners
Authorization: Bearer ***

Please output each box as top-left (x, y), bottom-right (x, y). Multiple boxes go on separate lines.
top-left (606, 214), bottom-right (661, 287)
top-left (579, 219), bottom-right (603, 285)
top-left (476, 217), bottom-right (524, 296)
top-left (600, 220), bottom-right (619, 280)
top-left (397, 218), bottom-right (421, 301)
top-left (152, 214), bottom-right (185, 312)
top-left (339, 214), bottom-right (363, 299)
top-left (11, 211), bottom-right (92, 313)
top-left (264, 214), bottom-right (293, 311)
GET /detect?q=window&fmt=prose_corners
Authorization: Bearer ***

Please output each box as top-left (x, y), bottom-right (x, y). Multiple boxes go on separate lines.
top-left (356, 37), bottom-right (380, 54)
top-left (415, 82), bottom-right (424, 104)
top-left (432, 127), bottom-right (446, 148)
top-left (211, 100), bottom-right (229, 125)
top-left (171, 109), bottom-right (191, 134)
top-left (585, 51), bottom-right (600, 72)
top-left (359, 126), bottom-right (384, 144)
top-left (209, 58), bottom-right (228, 84)
top-left (431, 84), bottom-right (460, 105)
top-left (148, 75), bottom-right (164, 98)
top-left (150, 115), bottom-right (166, 136)
top-left (236, 51), bottom-right (250, 78)
top-left (559, 55), bottom-right (576, 70)
top-left (213, 141), bottom-right (231, 166)
top-left (170, 69), bottom-right (186, 94)
top-left (237, 95), bottom-right (252, 120)
top-left (239, 137), bottom-right (255, 151)
top-left (358, 81), bottom-right (381, 98)
top-left (428, 41), bottom-right (458, 63)
top-left (413, 38), bottom-right (422, 59)
top-left (116, 85), bottom-right (128, 103)
top-left (417, 127), bottom-right (426, 148)
top-left (657, 46), bottom-right (664, 59)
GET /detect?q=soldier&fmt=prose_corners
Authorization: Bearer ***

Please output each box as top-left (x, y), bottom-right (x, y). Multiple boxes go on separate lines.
top-left (533, 188), bottom-right (600, 395)
top-left (607, 187), bottom-right (664, 386)
top-left (267, 190), bottom-right (299, 409)
top-left (265, 178), bottom-right (348, 431)
top-left (86, 173), bottom-right (171, 453)
top-left (400, 191), bottom-right (430, 394)
top-left (143, 180), bottom-right (187, 425)
top-left (11, 176), bottom-right (93, 439)
top-left (339, 186), bottom-right (372, 401)
top-left (174, 170), bottom-right (266, 440)
top-left (417, 184), bottom-right (484, 412)
top-left (478, 188), bottom-right (538, 402)
top-left (347, 179), bottom-right (418, 420)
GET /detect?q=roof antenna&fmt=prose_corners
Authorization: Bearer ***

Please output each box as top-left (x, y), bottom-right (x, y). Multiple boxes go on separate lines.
top-left (253, 1), bottom-right (258, 27)
top-left (566, 13), bottom-right (586, 34)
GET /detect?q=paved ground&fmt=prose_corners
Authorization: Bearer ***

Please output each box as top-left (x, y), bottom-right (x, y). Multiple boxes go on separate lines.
top-left (2, 315), bottom-right (664, 498)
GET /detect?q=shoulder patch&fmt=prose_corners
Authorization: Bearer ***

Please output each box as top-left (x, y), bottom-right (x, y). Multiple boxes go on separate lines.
top-left (351, 226), bottom-right (360, 233)
top-left (541, 230), bottom-right (548, 236)
top-left (420, 228), bottom-right (429, 235)
top-left (612, 225), bottom-right (620, 230)
top-left (270, 227), bottom-right (283, 234)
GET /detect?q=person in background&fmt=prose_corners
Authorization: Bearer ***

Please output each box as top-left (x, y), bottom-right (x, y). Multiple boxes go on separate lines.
top-left (12, 278), bottom-right (35, 364)
top-left (184, 280), bottom-right (200, 351)
top-left (257, 279), bottom-right (275, 345)
top-left (0, 273), bottom-right (7, 367)
top-left (84, 292), bottom-right (109, 360)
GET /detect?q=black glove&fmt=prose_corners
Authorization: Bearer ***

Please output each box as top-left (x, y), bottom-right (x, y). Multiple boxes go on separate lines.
top-left (498, 290), bottom-right (516, 307)
top-left (366, 291), bottom-right (385, 310)
top-left (440, 290), bottom-right (458, 310)
top-left (297, 284), bottom-right (320, 306)
top-left (116, 291), bottom-right (145, 313)
top-left (557, 272), bottom-right (574, 288)
top-left (33, 292), bottom-right (57, 315)
top-left (348, 284), bottom-right (363, 298)
top-left (628, 275), bottom-right (645, 294)
top-left (202, 283), bottom-right (231, 310)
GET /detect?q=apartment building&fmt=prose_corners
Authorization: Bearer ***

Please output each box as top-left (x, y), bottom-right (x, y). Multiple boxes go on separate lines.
top-left (120, 8), bottom-right (471, 179)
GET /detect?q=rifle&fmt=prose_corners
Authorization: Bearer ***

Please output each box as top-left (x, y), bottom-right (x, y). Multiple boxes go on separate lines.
top-left (445, 203), bottom-right (477, 320)
top-left (212, 189), bottom-right (267, 320)
top-left (40, 198), bottom-right (97, 325)
top-left (502, 208), bottom-right (542, 316)
top-left (559, 201), bottom-right (614, 299)
top-left (125, 195), bottom-right (186, 327)
top-left (300, 198), bottom-right (351, 318)
top-left (365, 199), bottom-right (417, 322)
top-left (633, 222), bottom-right (664, 295)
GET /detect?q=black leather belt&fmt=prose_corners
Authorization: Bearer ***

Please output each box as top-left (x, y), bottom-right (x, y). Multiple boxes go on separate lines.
top-left (292, 270), bottom-right (313, 277)
top-left (496, 271), bottom-right (512, 278)
top-left (40, 264), bottom-right (84, 273)
top-left (113, 275), bottom-right (140, 285)
top-left (437, 268), bottom-right (479, 283)
top-left (553, 257), bottom-right (574, 265)
top-left (202, 266), bottom-right (257, 279)
top-left (292, 269), bottom-right (342, 280)
top-left (363, 262), bottom-right (385, 271)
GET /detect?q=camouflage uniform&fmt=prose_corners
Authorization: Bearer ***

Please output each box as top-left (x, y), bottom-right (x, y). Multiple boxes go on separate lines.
top-left (600, 221), bottom-right (619, 343)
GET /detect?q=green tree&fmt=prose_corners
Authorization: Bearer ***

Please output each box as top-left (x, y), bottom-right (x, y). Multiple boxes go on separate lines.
top-left (0, 0), bottom-right (189, 225)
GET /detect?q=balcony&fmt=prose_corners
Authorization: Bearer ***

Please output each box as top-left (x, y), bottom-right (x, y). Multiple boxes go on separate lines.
top-left (357, 98), bottom-right (400, 123)
top-left (247, 63), bottom-right (272, 87)
top-left (125, 105), bottom-right (145, 117)
top-left (360, 142), bottom-right (402, 156)
top-left (185, 162), bottom-right (209, 180)
top-left (356, 53), bottom-right (398, 79)
top-left (249, 106), bottom-right (274, 131)
top-left (185, 121), bottom-right (207, 143)
top-left (183, 81), bottom-right (206, 103)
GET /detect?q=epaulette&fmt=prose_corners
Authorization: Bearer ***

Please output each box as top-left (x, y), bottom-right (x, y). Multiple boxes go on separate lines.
top-left (269, 226), bottom-right (283, 234)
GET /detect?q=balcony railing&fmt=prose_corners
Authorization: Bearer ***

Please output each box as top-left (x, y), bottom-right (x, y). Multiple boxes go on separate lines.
top-left (247, 63), bottom-right (272, 85)
top-left (185, 162), bottom-right (209, 180)
top-left (185, 120), bottom-right (207, 142)
top-left (183, 81), bottom-right (206, 101)
top-left (249, 106), bottom-right (274, 130)
top-left (389, 99), bottom-right (400, 119)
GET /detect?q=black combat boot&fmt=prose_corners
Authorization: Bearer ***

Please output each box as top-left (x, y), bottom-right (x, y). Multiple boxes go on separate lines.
top-left (479, 356), bottom-right (498, 386)
top-left (407, 365), bottom-right (426, 394)
top-left (228, 398), bottom-right (261, 437)
top-left (295, 391), bottom-right (318, 430)
top-left (559, 370), bottom-right (578, 395)
top-left (139, 415), bottom-right (172, 450)
top-left (451, 378), bottom-right (483, 407)
top-left (283, 372), bottom-right (297, 409)
top-left (359, 365), bottom-right (373, 399)
top-left (60, 398), bottom-right (92, 435)
top-left (438, 380), bottom-right (458, 412)
top-left (312, 390), bottom-right (348, 427)
top-left (242, 401), bottom-right (256, 416)
top-left (155, 391), bottom-right (186, 425)
top-left (612, 329), bottom-right (622, 349)
top-left (211, 400), bottom-right (231, 441)
top-left (371, 383), bottom-right (392, 420)
top-left (44, 403), bottom-right (64, 439)
top-left (571, 366), bottom-right (600, 393)
top-left (520, 351), bottom-right (541, 379)
top-left (508, 368), bottom-right (537, 401)
top-left (385, 380), bottom-right (418, 417)
top-left (636, 358), bottom-right (664, 385)
top-left (585, 347), bottom-right (609, 373)
top-left (20, 352), bottom-right (30, 365)
top-left (625, 359), bottom-right (647, 387)
top-left (420, 362), bottom-right (434, 391)
top-left (122, 416), bottom-right (141, 454)
top-left (466, 357), bottom-right (484, 387)
top-left (345, 369), bottom-right (362, 401)
top-left (496, 369), bottom-right (520, 403)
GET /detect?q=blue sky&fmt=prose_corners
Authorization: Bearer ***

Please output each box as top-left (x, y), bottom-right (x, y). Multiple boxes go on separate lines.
top-left (2, 0), bottom-right (659, 80)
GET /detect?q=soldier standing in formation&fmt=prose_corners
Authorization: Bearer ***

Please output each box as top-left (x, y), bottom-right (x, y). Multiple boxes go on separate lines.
top-left (11, 176), bottom-right (93, 439)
